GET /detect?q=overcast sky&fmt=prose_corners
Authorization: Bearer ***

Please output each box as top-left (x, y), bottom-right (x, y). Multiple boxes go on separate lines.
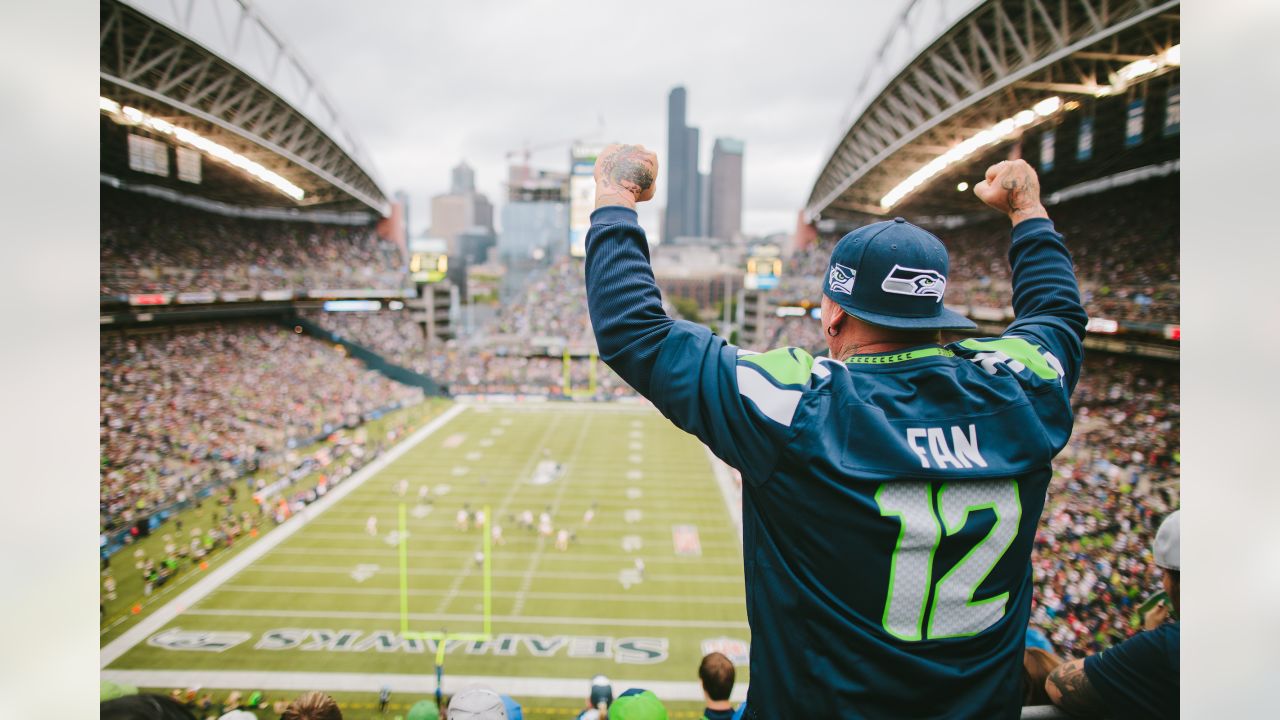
top-left (247, 0), bottom-right (904, 240)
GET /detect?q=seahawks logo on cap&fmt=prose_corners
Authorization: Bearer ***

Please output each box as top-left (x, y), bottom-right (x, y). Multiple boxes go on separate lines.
top-left (881, 265), bottom-right (946, 302)
top-left (828, 263), bottom-right (856, 295)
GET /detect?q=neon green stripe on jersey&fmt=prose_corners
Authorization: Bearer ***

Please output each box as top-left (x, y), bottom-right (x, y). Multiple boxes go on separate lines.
top-left (958, 337), bottom-right (1060, 380)
top-left (845, 347), bottom-right (955, 365)
top-left (740, 347), bottom-right (815, 386)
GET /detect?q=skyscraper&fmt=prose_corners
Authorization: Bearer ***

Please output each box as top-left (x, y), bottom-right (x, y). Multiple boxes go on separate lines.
top-left (430, 160), bottom-right (493, 259)
top-left (665, 86), bottom-right (702, 241)
top-left (451, 162), bottom-right (476, 194)
top-left (709, 138), bottom-right (744, 242)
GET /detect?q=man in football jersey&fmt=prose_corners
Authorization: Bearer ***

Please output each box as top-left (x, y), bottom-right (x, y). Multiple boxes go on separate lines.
top-left (584, 145), bottom-right (1086, 717)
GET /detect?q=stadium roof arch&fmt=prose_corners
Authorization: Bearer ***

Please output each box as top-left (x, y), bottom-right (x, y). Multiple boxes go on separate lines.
top-left (806, 0), bottom-right (1179, 222)
top-left (100, 0), bottom-right (390, 216)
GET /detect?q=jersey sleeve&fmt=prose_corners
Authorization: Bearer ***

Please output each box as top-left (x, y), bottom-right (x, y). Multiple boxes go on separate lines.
top-left (1000, 217), bottom-right (1088, 394)
top-left (584, 205), bottom-right (804, 485)
top-left (648, 322), bottom-right (814, 486)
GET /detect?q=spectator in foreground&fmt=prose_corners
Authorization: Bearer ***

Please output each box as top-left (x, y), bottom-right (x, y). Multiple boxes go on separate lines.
top-left (609, 689), bottom-right (669, 720)
top-left (100, 694), bottom-right (196, 720)
top-left (585, 146), bottom-right (1085, 718)
top-left (407, 699), bottom-right (440, 720)
top-left (499, 695), bottom-right (523, 720)
top-left (575, 675), bottom-right (614, 719)
top-left (698, 652), bottom-right (736, 719)
top-left (1023, 647), bottom-right (1064, 707)
top-left (447, 685), bottom-right (508, 719)
top-left (1047, 509), bottom-right (1180, 718)
top-left (281, 691), bottom-right (343, 720)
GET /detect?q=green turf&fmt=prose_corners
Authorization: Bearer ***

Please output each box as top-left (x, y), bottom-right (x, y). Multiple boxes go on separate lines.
top-left (101, 400), bottom-right (451, 646)
top-left (107, 403), bottom-right (751, 690)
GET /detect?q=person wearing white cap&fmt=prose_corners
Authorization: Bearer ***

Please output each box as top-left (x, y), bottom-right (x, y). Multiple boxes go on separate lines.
top-left (448, 685), bottom-right (508, 719)
top-left (1047, 509), bottom-right (1180, 719)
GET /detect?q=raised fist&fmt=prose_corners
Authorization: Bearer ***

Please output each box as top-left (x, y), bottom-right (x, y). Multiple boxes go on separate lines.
top-left (974, 159), bottom-right (1049, 224)
top-left (594, 144), bottom-right (659, 210)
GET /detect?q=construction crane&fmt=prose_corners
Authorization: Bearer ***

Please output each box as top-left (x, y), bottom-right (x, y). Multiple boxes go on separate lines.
top-left (504, 115), bottom-right (606, 166)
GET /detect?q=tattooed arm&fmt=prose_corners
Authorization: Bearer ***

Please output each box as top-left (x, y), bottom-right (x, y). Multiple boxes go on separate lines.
top-left (593, 144), bottom-right (659, 210)
top-left (1046, 658), bottom-right (1109, 718)
top-left (974, 158), bottom-right (1051, 225)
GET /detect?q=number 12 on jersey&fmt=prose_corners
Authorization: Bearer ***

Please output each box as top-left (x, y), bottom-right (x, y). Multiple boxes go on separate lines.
top-left (875, 478), bottom-right (1021, 641)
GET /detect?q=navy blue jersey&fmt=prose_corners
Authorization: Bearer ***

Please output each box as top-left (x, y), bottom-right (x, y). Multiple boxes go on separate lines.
top-left (585, 207), bottom-right (1086, 719)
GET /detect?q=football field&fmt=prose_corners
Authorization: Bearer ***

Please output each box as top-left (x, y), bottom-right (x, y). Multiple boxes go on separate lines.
top-left (101, 402), bottom-right (750, 702)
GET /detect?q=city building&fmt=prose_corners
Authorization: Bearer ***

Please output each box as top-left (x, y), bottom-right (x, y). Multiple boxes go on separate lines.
top-left (709, 138), bottom-right (744, 243)
top-left (451, 161), bottom-right (476, 194)
top-left (430, 161), bottom-right (494, 258)
top-left (500, 201), bottom-right (568, 262)
top-left (665, 86), bottom-right (702, 242)
top-left (501, 163), bottom-right (569, 262)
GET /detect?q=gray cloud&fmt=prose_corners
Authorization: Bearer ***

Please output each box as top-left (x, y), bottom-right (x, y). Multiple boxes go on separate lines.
top-left (247, 0), bottom-right (901, 238)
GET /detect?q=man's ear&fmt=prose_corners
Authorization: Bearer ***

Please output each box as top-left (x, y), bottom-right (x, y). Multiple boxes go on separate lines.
top-left (828, 303), bottom-right (846, 334)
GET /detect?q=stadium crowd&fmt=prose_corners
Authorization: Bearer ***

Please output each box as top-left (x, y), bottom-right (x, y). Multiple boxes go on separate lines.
top-left (100, 322), bottom-right (423, 532)
top-left (485, 260), bottom-right (594, 347)
top-left (100, 187), bottom-right (406, 296)
top-left (1029, 353), bottom-right (1180, 658)
top-left (765, 176), bottom-right (1179, 337)
top-left (101, 656), bottom-right (737, 719)
top-left (304, 309), bottom-right (430, 374)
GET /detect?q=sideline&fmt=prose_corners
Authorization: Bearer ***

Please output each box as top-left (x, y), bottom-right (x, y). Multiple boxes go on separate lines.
top-left (703, 447), bottom-right (743, 547)
top-left (99, 403), bottom-right (470, 669)
top-left (99, 669), bottom-right (749, 702)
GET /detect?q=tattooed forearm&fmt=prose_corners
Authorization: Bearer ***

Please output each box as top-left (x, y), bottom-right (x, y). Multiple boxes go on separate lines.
top-left (998, 170), bottom-right (1039, 212)
top-left (596, 145), bottom-right (656, 208)
top-left (1047, 660), bottom-right (1109, 718)
top-left (999, 170), bottom-right (1043, 218)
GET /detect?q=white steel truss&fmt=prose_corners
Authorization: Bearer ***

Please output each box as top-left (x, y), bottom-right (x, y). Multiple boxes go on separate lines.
top-left (101, 0), bottom-right (389, 214)
top-left (807, 0), bottom-right (1179, 221)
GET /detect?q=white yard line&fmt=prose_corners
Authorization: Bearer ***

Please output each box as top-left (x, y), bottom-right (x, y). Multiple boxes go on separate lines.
top-left (99, 404), bottom-right (469, 669)
top-left (99, 669), bottom-right (748, 702)
top-left (511, 414), bottom-right (592, 616)
top-left (218, 585), bottom-right (745, 604)
top-left (183, 607), bottom-right (750, 629)
top-left (456, 398), bottom-right (660, 415)
top-left (296, 532), bottom-right (743, 547)
top-left (230, 564), bottom-right (744, 583)
top-left (265, 546), bottom-right (742, 565)
top-left (432, 413), bottom-right (566, 615)
top-left (704, 446), bottom-right (744, 547)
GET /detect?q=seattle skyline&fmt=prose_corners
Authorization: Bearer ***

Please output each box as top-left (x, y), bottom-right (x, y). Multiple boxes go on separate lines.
top-left (174, 0), bottom-right (904, 241)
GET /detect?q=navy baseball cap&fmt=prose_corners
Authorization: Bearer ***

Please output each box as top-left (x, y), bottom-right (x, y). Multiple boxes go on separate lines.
top-left (822, 217), bottom-right (976, 330)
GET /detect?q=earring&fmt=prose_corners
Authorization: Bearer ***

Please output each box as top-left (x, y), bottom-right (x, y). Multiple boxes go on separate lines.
top-left (826, 326), bottom-right (838, 337)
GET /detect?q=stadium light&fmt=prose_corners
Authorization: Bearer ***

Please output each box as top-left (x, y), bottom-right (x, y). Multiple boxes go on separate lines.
top-left (99, 95), bottom-right (305, 201)
top-left (1109, 44), bottom-right (1181, 92)
top-left (880, 96), bottom-right (1064, 209)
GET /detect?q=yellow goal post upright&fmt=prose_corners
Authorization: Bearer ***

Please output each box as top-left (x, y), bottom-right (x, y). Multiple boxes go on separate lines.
top-left (397, 502), bottom-right (492, 707)
top-left (561, 348), bottom-right (599, 398)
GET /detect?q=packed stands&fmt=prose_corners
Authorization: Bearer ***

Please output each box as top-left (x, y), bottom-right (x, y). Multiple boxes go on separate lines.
top-left (100, 187), bottom-right (406, 297)
top-left (1031, 353), bottom-right (1180, 658)
top-left (303, 308), bottom-right (429, 374)
top-left (487, 260), bottom-right (593, 347)
top-left (99, 322), bottom-right (423, 531)
top-left (764, 176), bottom-right (1179, 348)
top-left (945, 176), bottom-right (1180, 325)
